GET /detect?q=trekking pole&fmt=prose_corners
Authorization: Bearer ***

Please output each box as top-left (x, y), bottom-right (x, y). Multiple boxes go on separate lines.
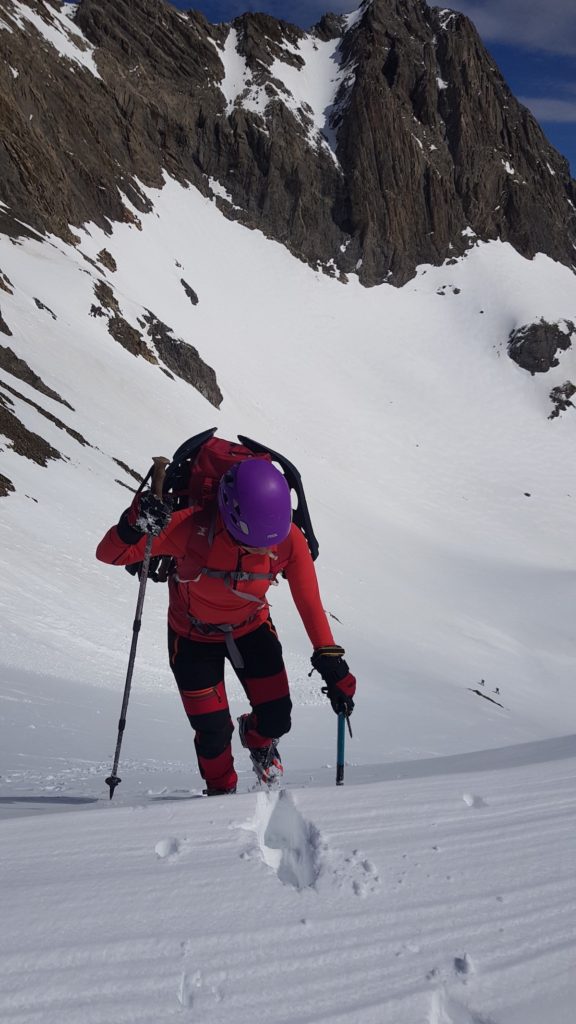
top-left (336, 709), bottom-right (353, 786)
top-left (105, 456), bottom-right (169, 800)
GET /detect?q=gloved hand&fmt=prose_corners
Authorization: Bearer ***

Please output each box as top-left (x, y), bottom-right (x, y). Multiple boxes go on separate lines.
top-left (117, 491), bottom-right (172, 544)
top-left (311, 644), bottom-right (356, 716)
top-left (131, 492), bottom-right (172, 536)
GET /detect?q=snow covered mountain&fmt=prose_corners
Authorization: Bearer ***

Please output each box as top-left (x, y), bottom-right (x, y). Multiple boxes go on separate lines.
top-left (1, 4), bottom-right (576, 1021)
top-left (1, 0), bottom-right (575, 285)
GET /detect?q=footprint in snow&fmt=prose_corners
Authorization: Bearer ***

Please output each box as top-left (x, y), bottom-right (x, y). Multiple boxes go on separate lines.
top-left (427, 954), bottom-right (475, 987)
top-left (178, 959), bottom-right (226, 1008)
top-left (333, 848), bottom-right (381, 898)
top-left (454, 954), bottom-right (475, 978)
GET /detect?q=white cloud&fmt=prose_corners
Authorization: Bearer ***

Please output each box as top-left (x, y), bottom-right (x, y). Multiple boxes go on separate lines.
top-left (446, 0), bottom-right (576, 56)
top-left (520, 96), bottom-right (576, 123)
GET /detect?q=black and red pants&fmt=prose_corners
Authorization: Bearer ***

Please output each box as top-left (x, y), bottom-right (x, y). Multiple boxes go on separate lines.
top-left (168, 620), bottom-right (292, 791)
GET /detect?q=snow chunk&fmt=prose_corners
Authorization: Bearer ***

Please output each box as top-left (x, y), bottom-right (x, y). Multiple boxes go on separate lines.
top-left (246, 790), bottom-right (322, 891)
top-left (502, 159), bottom-right (515, 176)
top-left (10, 66), bottom-right (19, 78)
top-left (155, 837), bottom-right (181, 858)
top-left (462, 793), bottom-right (487, 809)
top-left (436, 76), bottom-right (448, 90)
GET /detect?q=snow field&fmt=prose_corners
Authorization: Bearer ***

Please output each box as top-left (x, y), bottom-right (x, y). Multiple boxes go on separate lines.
top-left (2, 176), bottom-right (576, 788)
top-left (1, 752), bottom-right (575, 1024)
top-left (2, 6), bottom-right (576, 1023)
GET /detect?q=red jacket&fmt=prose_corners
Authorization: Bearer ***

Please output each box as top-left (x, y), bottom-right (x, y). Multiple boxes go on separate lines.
top-left (96, 508), bottom-right (335, 648)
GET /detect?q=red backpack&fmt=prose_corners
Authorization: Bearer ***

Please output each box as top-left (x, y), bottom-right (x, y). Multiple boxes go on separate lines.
top-left (127, 429), bottom-right (318, 581)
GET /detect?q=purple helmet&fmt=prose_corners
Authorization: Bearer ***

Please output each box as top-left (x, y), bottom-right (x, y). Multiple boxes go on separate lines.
top-left (218, 459), bottom-right (292, 547)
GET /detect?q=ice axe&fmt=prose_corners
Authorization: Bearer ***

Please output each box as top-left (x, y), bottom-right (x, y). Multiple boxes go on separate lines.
top-left (336, 709), bottom-right (352, 786)
top-left (105, 456), bottom-right (170, 800)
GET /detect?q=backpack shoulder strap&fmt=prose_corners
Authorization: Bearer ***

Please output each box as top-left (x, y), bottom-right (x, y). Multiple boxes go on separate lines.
top-left (162, 427), bottom-right (218, 495)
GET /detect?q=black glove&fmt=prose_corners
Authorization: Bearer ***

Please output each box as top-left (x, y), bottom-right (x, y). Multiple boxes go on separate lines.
top-left (117, 491), bottom-right (172, 543)
top-left (311, 644), bottom-right (356, 716)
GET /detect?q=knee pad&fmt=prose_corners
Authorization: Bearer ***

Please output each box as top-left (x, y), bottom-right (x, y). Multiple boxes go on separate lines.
top-left (254, 696), bottom-right (292, 740)
top-left (194, 712), bottom-right (234, 758)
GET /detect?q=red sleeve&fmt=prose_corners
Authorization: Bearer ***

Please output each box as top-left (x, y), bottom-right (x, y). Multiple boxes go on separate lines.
top-left (284, 525), bottom-right (335, 648)
top-left (95, 508), bottom-right (195, 566)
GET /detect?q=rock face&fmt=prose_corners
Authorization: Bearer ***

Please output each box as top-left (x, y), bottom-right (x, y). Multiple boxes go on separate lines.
top-left (508, 320), bottom-right (575, 375)
top-left (549, 381), bottom-right (576, 420)
top-left (0, 0), bottom-right (574, 287)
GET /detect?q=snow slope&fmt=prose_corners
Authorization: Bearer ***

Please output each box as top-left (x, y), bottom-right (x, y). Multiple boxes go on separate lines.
top-left (1, 750), bottom-right (575, 1024)
top-left (2, 175), bottom-right (576, 753)
top-left (2, 149), bottom-right (576, 1020)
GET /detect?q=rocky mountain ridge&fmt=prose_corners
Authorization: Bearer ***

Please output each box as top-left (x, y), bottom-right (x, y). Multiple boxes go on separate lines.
top-left (0, 0), bottom-right (574, 289)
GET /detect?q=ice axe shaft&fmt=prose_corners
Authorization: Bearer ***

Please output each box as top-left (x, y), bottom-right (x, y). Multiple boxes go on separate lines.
top-left (336, 712), bottom-right (345, 785)
top-left (105, 456), bottom-right (169, 800)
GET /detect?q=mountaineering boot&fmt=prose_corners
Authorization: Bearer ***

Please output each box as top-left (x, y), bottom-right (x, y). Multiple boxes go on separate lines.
top-left (238, 713), bottom-right (284, 785)
top-left (203, 785), bottom-right (237, 796)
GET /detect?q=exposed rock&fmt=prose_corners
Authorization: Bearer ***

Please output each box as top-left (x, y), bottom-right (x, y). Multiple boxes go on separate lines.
top-left (107, 315), bottom-right (156, 362)
top-left (97, 248), bottom-right (117, 271)
top-left (1, 379), bottom-right (89, 446)
top-left (91, 279), bottom-right (156, 360)
top-left (313, 13), bottom-right (347, 42)
top-left (0, 0), bottom-right (573, 286)
top-left (34, 297), bottom-right (57, 320)
top-left (0, 270), bottom-right (14, 294)
top-left (115, 477), bottom-right (137, 492)
top-left (94, 280), bottom-right (120, 314)
top-left (508, 320), bottom-right (575, 375)
top-left (142, 311), bottom-right (223, 408)
top-left (549, 381), bottom-right (576, 420)
top-left (181, 279), bottom-right (199, 306)
top-left (0, 308), bottom-right (13, 336)
top-left (0, 345), bottom-right (73, 408)
top-left (0, 389), bottom-right (63, 466)
top-left (112, 456), bottom-right (141, 481)
top-left (0, 471), bottom-right (15, 497)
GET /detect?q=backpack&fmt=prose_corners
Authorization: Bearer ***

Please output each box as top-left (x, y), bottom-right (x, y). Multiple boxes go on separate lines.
top-left (126, 428), bottom-right (318, 581)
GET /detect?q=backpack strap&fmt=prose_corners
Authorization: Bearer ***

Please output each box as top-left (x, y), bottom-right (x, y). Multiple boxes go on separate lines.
top-left (185, 609), bottom-right (266, 669)
top-left (176, 567), bottom-right (277, 595)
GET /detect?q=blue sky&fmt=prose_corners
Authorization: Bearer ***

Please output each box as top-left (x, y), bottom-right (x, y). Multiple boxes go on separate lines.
top-left (169, 0), bottom-right (576, 176)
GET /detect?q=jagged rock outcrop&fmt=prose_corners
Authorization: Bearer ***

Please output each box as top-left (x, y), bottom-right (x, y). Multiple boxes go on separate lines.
top-left (549, 381), bottom-right (576, 420)
top-left (0, 0), bottom-right (575, 286)
top-left (0, 344), bottom-right (73, 407)
top-left (0, 388), bottom-right (64, 467)
top-left (508, 320), bottom-right (575, 375)
top-left (0, 471), bottom-right (15, 497)
top-left (141, 312), bottom-right (223, 408)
